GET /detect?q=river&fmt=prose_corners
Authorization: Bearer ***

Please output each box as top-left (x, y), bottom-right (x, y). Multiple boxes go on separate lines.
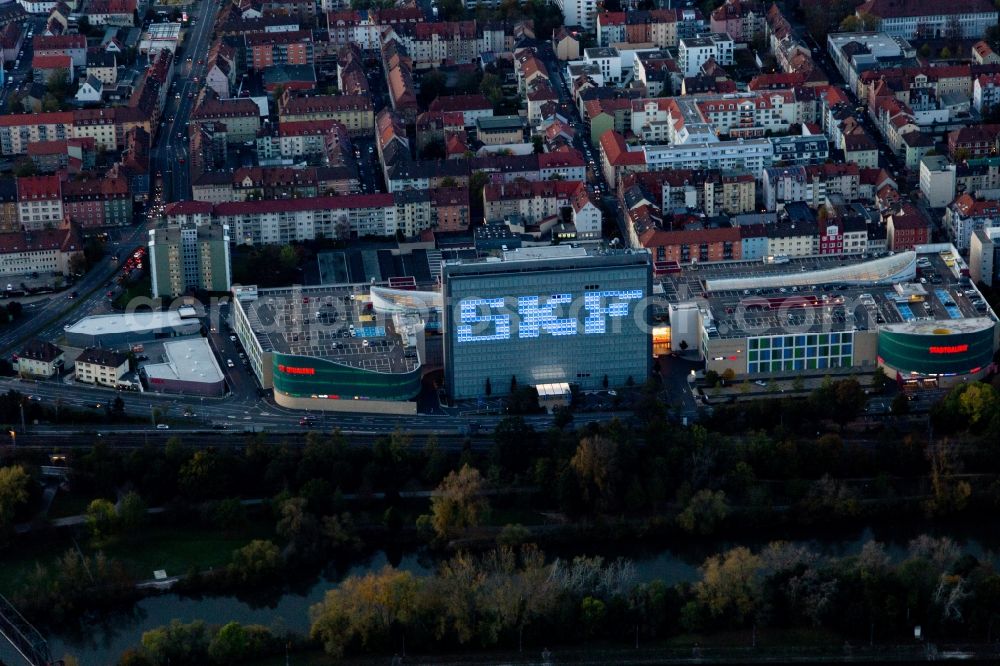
top-left (46, 525), bottom-right (998, 665)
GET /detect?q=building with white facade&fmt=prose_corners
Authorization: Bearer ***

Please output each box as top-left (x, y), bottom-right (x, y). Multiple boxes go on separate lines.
top-left (827, 32), bottom-right (915, 92)
top-left (74, 347), bottom-right (129, 387)
top-left (677, 32), bottom-right (733, 77)
top-left (582, 47), bottom-right (622, 82)
top-left (854, 0), bottom-right (998, 40)
top-left (17, 339), bottom-right (64, 378)
top-left (919, 155), bottom-right (957, 208)
top-left (945, 194), bottom-right (1000, 251)
top-left (973, 73), bottom-right (1000, 115)
top-left (970, 227), bottom-right (1000, 286)
top-left (555, 0), bottom-right (598, 30)
top-left (644, 137), bottom-right (773, 176)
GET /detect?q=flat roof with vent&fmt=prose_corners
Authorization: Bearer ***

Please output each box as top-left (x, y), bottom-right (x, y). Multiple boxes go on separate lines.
top-left (142, 338), bottom-right (224, 384)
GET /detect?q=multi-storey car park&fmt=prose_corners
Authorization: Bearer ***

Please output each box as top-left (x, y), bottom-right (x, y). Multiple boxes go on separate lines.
top-left (230, 283), bottom-right (440, 414)
top-left (662, 244), bottom-right (999, 389)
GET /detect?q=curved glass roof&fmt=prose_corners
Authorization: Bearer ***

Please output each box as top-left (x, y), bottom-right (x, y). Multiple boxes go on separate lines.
top-left (370, 286), bottom-right (443, 315)
top-left (704, 251), bottom-right (917, 293)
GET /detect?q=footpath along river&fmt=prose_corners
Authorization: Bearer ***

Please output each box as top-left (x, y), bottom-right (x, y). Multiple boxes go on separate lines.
top-left (47, 524), bottom-right (999, 665)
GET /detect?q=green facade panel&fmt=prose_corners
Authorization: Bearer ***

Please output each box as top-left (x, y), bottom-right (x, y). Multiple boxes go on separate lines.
top-left (272, 353), bottom-right (422, 401)
top-left (878, 326), bottom-right (996, 376)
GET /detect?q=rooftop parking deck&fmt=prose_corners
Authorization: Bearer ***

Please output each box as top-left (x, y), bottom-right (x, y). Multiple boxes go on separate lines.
top-left (661, 249), bottom-right (996, 340)
top-left (242, 285), bottom-right (419, 374)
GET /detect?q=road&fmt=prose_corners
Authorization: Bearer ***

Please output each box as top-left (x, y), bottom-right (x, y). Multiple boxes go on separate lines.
top-left (1, 374), bottom-right (620, 438)
top-left (154, 0), bottom-right (224, 204)
top-left (539, 48), bottom-right (628, 242)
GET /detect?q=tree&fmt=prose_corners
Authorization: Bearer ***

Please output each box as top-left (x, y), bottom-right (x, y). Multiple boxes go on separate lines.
top-left (532, 135), bottom-right (544, 154)
top-left (212, 497), bottom-right (248, 535)
top-left (704, 370), bottom-right (721, 388)
top-left (891, 392), bottom-right (910, 415)
top-left (85, 498), bottom-right (118, 539)
top-left (42, 94), bottom-right (62, 113)
top-left (871, 367), bottom-right (890, 393)
top-left (939, 46), bottom-right (952, 59)
top-left (310, 566), bottom-right (419, 658)
top-left (925, 440), bottom-right (972, 517)
top-left (208, 622), bottom-right (275, 665)
top-left (227, 539), bottom-right (282, 584)
top-left (677, 489), bottom-right (729, 535)
top-left (694, 547), bottom-right (762, 625)
top-left (570, 435), bottom-right (624, 511)
top-left (141, 620), bottom-right (210, 665)
top-left (276, 496), bottom-right (321, 561)
top-left (13, 159), bottom-right (36, 177)
top-left (0, 465), bottom-right (30, 532)
top-left (419, 69), bottom-right (448, 107)
top-left (117, 491), bottom-right (147, 531)
top-left (956, 383), bottom-right (998, 428)
top-left (426, 464), bottom-right (490, 540)
top-left (580, 596), bottom-right (607, 637)
top-left (117, 649), bottom-right (154, 666)
top-left (480, 73), bottom-right (504, 106)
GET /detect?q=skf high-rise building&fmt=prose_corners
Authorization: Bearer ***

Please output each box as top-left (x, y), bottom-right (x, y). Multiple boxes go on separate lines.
top-left (442, 246), bottom-right (652, 400)
top-left (148, 221), bottom-right (231, 298)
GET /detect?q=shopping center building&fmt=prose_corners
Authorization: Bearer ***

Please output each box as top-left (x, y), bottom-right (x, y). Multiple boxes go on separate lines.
top-left (231, 284), bottom-right (440, 413)
top-left (664, 244), bottom-right (999, 387)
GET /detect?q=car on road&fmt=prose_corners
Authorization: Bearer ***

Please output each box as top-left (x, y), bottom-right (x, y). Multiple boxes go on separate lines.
top-left (226, 359), bottom-right (234, 368)
top-left (156, 424), bottom-right (170, 429)
top-left (229, 335), bottom-right (237, 341)
top-left (755, 380), bottom-right (767, 387)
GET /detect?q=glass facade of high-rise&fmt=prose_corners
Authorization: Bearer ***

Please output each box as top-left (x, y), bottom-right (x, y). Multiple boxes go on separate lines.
top-left (443, 249), bottom-right (652, 400)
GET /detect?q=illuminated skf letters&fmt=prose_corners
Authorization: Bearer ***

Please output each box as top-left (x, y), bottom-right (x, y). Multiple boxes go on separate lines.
top-left (457, 298), bottom-right (510, 342)
top-left (517, 294), bottom-right (575, 337)
top-left (456, 290), bottom-right (642, 342)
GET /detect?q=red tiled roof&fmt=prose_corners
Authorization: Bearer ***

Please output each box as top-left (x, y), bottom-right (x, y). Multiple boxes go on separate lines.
top-left (638, 225), bottom-right (740, 248)
top-left (33, 33), bottom-right (85, 50)
top-left (598, 11), bottom-right (626, 25)
top-left (165, 201), bottom-right (214, 215)
top-left (87, 0), bottom-right (136, 14)
top-left (215, 194), bottom-right (393, 216)
top-left (539, 149), bottom-right (585, 168)
top-left (0, 111), bottom-right (75, 127)
top-left (599, 130), bottom-right (645, 166)
top-left (32, 54), bottom-right (72, 69)
top-left (0, 225), bottom-right (80, 254)
top-left (16, 175), bottom-right (62, 199)
top-left (277, 119), bottom-right (341, 137)
top-left (245, 29), bottom-right (311, 46)
top-left (951, 193), bottom-right (1000, 217)
top-left (428, 94), bottom-right (491, 113)
top-left (889, 203), bottom-right (930, 229)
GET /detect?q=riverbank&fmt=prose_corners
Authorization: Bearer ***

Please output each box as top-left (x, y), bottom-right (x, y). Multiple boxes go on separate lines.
top-left (39, 517), bottom-right (1000, 666)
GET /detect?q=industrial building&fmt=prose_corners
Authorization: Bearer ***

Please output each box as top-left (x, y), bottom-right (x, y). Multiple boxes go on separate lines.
top-left (664, 245), bottom-right (999, 388)
top-left (442, 246), bottom-right (652, 400)
top-left (148, 221), bottom-right (232, 298)
top-left (231, 283), bottom-right (437, 413)
top-left (141, 338), bottom-right (227, 397)
top-left (65, 311), bottom-right (202, 348)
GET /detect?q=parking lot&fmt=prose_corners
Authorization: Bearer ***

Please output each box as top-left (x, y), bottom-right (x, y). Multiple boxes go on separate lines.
top-left (242, 286), bottom-right (419, 375)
